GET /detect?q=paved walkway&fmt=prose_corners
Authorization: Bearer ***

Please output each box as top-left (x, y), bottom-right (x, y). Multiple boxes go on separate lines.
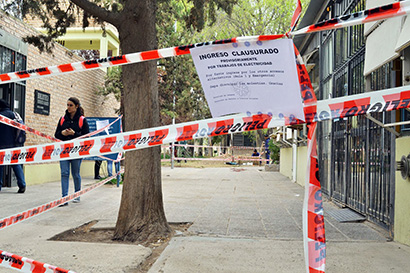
top-left (1, 167), bottom-right (410, 272)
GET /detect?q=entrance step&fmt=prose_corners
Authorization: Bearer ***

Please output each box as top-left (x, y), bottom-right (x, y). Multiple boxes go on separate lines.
top-left (326, 208), bottom-right (366, 223)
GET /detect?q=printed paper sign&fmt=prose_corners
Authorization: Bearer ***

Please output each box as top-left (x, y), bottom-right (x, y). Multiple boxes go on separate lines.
top-left (96, 119), bottom-right (110, 135)
top-left (191, 39), bottom-right (305, 120)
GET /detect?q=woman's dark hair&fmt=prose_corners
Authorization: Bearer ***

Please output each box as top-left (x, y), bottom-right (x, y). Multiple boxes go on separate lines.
top-left (0, 99), bottom-right (10, 110)
top-left (68, 97), bottom-right (85, 116)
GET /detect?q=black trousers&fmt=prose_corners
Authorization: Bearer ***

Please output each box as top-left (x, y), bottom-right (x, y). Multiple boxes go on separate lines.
top-left (94, 160), bottom-right (102, 178)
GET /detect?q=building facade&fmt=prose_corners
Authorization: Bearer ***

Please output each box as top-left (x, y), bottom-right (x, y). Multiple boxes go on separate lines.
top-left (279, 0), bottom-right (410, 246)
top-left (0, 11), bottom-right (119, 187)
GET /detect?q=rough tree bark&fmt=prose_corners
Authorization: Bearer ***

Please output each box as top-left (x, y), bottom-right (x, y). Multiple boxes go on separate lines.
top-left (71, 0), bottom-right (171, 242)
top-left (113, 0), bottom-right (171, 242)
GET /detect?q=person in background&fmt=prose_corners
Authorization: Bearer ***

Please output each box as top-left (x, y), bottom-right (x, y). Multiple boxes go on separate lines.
top-left (55, 97), bottom-right (89, 205)
top-left (252, 149), bottom-right (261, 166)
top-left (94, 160), bottom-right (102, 179)
top-left (0, 99), bottom-right (26, 193)
top-left (94, 158), bottom-right (120, 180)
top-left (107, 160), bottom-right (119, 177)
top-left (263, 134), bottom-right (271, 165)
top-left (252, 149), bottom-right (260, 157)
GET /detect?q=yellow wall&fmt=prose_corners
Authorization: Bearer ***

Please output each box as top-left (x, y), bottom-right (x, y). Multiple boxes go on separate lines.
top-left (25, 161), bottom-right (94, 185)
top-left (395, 137), bottom-right (410, 246)
top-left (280, 147), bottom-right (293, 179)
top-left (280, 146), bottom-right (308, 187)
top-left (296, 146), bottom-right (307, 187)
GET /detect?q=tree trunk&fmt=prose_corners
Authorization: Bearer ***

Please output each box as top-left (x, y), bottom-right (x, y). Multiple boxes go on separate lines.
top-left (113, 0), bottom-right (171, 242)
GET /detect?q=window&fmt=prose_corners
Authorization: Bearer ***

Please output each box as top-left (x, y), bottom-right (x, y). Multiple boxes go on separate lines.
top-left (15, 52), bottom-right (26, 72)
top-left (351, 52), bottom-right (365, 95)
top-left (335, 28), bottom-right (349, 67)
top-left (0, 46), bottom-right (13, 73)
top-left (334, 67), bottom-right (348, 98)
top-left (370, 63), bottom-right (391, 91)
top-left (0, 44), bottom-right (27, 118)
top-left (350, 0), bottom-right (365, 56)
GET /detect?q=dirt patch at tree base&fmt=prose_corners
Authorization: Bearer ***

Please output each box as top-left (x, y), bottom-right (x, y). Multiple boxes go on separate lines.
top-left (49, 221), bottom-right (192, 272)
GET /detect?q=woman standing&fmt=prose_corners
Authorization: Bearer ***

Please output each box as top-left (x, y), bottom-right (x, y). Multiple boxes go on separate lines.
top-left (55, 97), bottom-right (89, 205)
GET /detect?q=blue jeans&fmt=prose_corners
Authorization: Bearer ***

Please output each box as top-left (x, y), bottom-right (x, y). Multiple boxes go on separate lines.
top-left (107, 161), bottom-right (121, 180)
top-left (0, 165), bottom-right (26, 191)
top-left (60, 159), bottom-right (82, 197)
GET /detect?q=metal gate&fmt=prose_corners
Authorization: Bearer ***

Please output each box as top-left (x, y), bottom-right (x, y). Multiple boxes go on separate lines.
top-left (329, 114), bottom-right (393, 230)
top-left (366, 112), bottom-right (394, 229)
top-left (326, 63), bottom-right (395, 231)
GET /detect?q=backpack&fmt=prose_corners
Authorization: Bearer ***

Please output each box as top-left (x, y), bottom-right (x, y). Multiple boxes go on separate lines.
top-left (60, 115), bottom-right (85, 128)
top-left (13, 112), bottom-right (26, 146)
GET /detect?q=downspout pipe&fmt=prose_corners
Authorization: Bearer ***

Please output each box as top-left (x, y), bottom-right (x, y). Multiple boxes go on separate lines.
top-left (292, 129), bottom-right (297, 182)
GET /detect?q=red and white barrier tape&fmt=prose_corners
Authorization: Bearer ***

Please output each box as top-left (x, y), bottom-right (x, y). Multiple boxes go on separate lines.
top-left (0, 34), bottom-right (284, 85)
top-left (0, 114), bottom-right (121, 144)
top-left (0, 170), bottom-right (122, 273)
top-left (0, 112), bottom-right (284, 166)
top-left (167, 157), bottom-right (270, 162)
top-left (0, 2), bottom-right (408, 271)
top-left (78, 115), bottom-right (123, 161)
top-left (287, 0), bottom-right (302, 34)
top-left (0, 170), bottom-right (123, 231)
top-left (309, 84), bottom-right (410, 123)
top-left (0, 114), bottom-right (122, 162)
top-left (295, 46), bottom-right (325, 273)
top-left (303, 122), bottom-right (325, 273)
top-left (291, 0), bottom-right (410, 36)
top-left (171, 157), bottom-right (230, 161)
top-left (0, 72), bottom-right (409, 168)
top-left (78, 115), bottom-right (122, 140)
top-left (0, 250), bottom-right (75, 273)
top-left (0, 115), bottom-right (60, 142)
top-left (0, 1), bottom-right (408, 86)
top-left (3, 81), bottom-right (408, 167)
top-left (171, 144), bottom-right (263, 150)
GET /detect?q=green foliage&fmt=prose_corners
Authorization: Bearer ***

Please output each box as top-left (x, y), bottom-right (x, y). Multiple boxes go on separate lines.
top-left (199, 0), bottom-right (310, 39)
top-left (105, 173), bottom-right (124, 185)
top-left (155, 0), bottom-right (310, 126)
top-left (1, 0), bottom-right (124, 53)
top-left (18, 0), bottom-right (77, 53)
top-left (97, 66), bottom-right (123, 101)
top-left (269, 139), bottom-right (280, 163)
top-left (242, 128), bottom-right (268, 145)
top-left (211, 135), bottom-right (223, 145)
top-left (161, 153), bottom-right (171, 159)
top-left (185, 0), bottom-right (236, 31)
top-left (157, 0), bottom-right (212, 125)
top-left (97, 66), bottom-right (123, 114)
top-left (242, 131), bottom-right (256, 144)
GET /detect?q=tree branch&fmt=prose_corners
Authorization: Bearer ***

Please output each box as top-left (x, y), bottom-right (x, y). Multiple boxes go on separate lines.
top-left (69, 0), bottom-right (121, 26)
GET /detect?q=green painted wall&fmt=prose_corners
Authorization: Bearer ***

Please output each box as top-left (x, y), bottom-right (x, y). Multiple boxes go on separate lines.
top-left (395, 137), bottom-right (410, 246)
top-left (25, 161), bottom-right (94, 185)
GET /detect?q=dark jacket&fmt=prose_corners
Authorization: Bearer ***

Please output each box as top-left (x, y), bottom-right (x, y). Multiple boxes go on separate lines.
top-left (55, 110), bottom-right (89, 141)
top-left (0, 106), bottom-right (17, 149)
